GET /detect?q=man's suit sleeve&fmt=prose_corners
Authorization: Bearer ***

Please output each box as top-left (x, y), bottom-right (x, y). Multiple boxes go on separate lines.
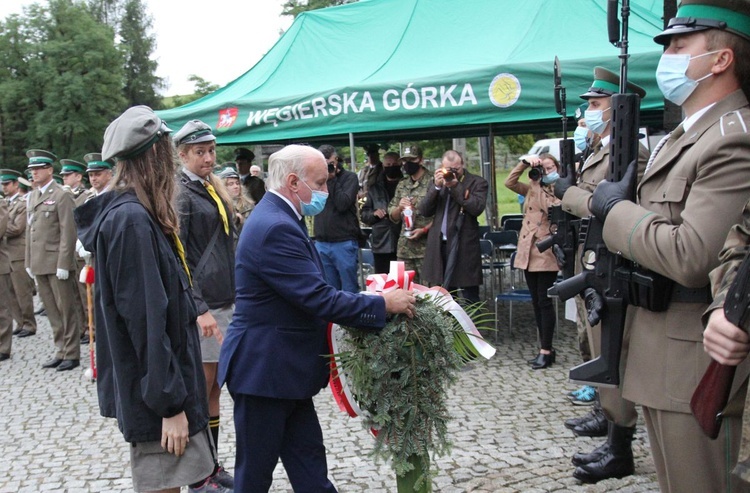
top-left (258, 220), bottom-right (386, 328)
top-left (450, 175), bottom-right (487, 217)
top-left (418, 183), bottom-right (440, 217)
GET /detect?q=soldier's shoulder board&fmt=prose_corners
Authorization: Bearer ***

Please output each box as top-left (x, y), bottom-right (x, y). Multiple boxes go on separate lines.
top-left (719, 110), bottom-right (749, 137)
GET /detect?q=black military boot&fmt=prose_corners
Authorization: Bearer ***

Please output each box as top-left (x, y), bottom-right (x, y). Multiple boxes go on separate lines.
top-left (573, 422), bottom-right (635, 483)
top-left (572, 440), bottom-right (608, 467)
top-left (565, 390), bottom-right (605, 434)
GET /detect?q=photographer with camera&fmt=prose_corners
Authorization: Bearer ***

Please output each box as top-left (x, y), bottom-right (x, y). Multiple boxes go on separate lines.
top-left (504, 153), bottom-right (561, 369)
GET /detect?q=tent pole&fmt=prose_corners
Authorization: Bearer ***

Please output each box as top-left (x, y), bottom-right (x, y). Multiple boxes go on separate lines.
top-left (348, 132), bottom-right (356, 172)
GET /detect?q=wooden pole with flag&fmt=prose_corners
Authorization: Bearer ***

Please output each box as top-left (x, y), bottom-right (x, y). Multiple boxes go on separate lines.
top-left (80, 262), bottom-right (96, 381)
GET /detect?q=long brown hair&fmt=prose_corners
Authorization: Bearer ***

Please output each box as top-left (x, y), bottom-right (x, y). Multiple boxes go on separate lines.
top-left (112, 135), bottom-right (180, 237)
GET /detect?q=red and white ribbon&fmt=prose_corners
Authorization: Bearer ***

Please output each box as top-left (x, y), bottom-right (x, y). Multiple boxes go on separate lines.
top-left (328, 261), bottom-right (495, 419)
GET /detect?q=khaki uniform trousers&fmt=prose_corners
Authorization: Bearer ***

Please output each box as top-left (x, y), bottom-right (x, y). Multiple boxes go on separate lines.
top-left (0, 274), bottom-right (13, 355)
top-left (582, 298), bottom-right (638, 427)
top-left (643, 407), bottom-right (749, 493)
top-left (9, 260), bottom-right (36, 333)
top-left (36, 273), bottom-right (80, 360)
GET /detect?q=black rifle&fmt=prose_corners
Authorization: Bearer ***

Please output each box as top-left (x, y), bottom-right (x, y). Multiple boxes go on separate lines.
top-left (547, 0), bottom-right (640, 387)
top-left (536, 56), bottom-right (578, 280)
top-left (691, 250), bottom-right (750, 439)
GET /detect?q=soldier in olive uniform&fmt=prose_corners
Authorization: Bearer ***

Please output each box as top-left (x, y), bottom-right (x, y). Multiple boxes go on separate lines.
top-left (26, 150), bottom-right (81, 372)
top-left (61, 159), bottom-right (90, 342)
top-left (556, 67), bottom-right (651, 483)
top-left (703, 198), bottom-right (750, 484)
top-left (388, 144), bottom-right (433, 283)
top-left (590, 2), bottom-right (750, 490)
top-left (84, 153), bottom-right (114, 196)
top-left (0, 199), bottom-right (11, 361)
top-left (1, 170), bottom-right (36, 338)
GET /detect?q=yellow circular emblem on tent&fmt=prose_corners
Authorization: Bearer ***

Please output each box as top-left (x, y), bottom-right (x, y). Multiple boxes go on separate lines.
top-left (489, 73), bottom-right (521, 108)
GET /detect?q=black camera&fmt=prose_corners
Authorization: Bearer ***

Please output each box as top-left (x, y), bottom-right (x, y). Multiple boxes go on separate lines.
top-left (442, 167), bottom-right (457, 181)
top-left (527, 165), bottom-right (545, 181)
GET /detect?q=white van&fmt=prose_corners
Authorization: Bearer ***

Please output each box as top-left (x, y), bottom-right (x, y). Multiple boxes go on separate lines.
top-left (520, 138), bottom-right (563, 162)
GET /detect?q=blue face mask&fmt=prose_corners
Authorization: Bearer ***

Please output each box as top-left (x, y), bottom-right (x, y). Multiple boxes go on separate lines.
top-left (584, 107), bottom-right (610, 136)
top-left (656, 51), bottom-right (716, 106)
top-left (573, 126), bottom-right (589, 151)
top-left (297, 180), bottom-right (328, 216)
top-left (542, 171), bottom-right (560, 185)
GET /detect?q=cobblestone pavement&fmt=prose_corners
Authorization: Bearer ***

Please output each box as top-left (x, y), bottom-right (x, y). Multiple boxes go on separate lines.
top-left (0, 297), bottom-right (659, 492)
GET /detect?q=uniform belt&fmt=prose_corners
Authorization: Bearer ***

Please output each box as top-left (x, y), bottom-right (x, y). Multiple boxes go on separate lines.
top-left (670, 284), bottom-right (712, 304)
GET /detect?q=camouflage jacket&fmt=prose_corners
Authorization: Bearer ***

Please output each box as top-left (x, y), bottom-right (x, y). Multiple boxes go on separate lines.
top-left (388, 171), bottom-right (433, 259)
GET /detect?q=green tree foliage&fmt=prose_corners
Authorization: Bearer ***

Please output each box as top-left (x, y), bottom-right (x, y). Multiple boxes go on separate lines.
top-left (0, 0), bottom-right (126, 169)
top-left (119, 0), bottom-right (163, 108)
top-left (504, 134), bottom-right (536, 156)
top-left (162, 75), bottom-right (220, 109)
top-left (281, 0), bottom-right (356, 18)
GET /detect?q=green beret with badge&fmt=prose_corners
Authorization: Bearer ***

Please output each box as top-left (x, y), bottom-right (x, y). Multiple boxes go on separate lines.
top-left (580, 67), bottom-right (647, 100)
top-left (26, 149), bottom-right (57, 169)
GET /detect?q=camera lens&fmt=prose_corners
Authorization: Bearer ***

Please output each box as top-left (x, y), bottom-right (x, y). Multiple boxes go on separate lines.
top-left (443, 169), bottom-right (455, 181)
top-left (528, 167), bottom-right (542, 181)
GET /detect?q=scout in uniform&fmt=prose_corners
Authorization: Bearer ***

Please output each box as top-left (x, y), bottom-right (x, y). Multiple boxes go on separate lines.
top-left (1, 170), bottom-right (37, 338)
top-left (556, 67), bottom-right (650, 483)
top-left (590, 1), bottom-right (750, 490)
top-left (26, 150), bottom-right (81, 372)
top-left (387, 144), bottom-right (433, 283)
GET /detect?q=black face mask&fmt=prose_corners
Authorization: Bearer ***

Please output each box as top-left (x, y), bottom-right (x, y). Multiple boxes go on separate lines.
top-left (384, 166), bottom-right (403, 179)
top-left (403, 161), bottom-right (421, 176)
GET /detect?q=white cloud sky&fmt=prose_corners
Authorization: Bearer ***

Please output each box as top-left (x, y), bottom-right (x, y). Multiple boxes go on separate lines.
top-left (0, 0), bottom-right (294, 96)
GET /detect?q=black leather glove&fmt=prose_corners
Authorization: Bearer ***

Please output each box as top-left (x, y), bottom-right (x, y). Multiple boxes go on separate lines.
top-left (552, 244), bottom-right (566, 270)
top-left (553, 169), bottom-right (575, 200)
top-left (590, 160), bottom-right (637, 222)
top-left (583, 287), bottom-right (605, 326)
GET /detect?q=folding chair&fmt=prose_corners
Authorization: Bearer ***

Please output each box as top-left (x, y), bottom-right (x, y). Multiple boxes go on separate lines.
top-left (502, 217), bottom-right (523, 233)
top-left (500, 213), bottom-right (523, 229)
top-left (494, 252), bottom-right (532, 336)
top-left (479, 239), bottom-right (496, 301)
top-left (484, 230), bottom-right (519, 290)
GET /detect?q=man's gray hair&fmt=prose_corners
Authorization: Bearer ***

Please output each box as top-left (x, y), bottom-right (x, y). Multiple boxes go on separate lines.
top-left (266, 145), bottom-right (323, 191)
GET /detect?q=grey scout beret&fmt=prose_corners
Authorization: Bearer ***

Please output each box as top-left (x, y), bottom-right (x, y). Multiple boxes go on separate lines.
top-left (102, 105), bottom-right (172, 162)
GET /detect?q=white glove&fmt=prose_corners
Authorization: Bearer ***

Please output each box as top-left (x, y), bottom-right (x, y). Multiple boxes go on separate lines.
top-left (56, 268), bottom-right (69, 281)
top-left (75, 239), bottom-right (92, 261)
top-left (26, 267), bottom-right (35, 280)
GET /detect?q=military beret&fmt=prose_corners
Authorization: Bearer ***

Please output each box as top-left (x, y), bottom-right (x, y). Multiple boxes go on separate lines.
top-left (0, 169), bottom-right (22, 183)
top-left (655, 0), bottom-right (750, 45)
top-left (234, 147), bottom-right (255, 161)
top-left (84, 153), bottom-right (114, 172)
top-left (580, 67), bottom-right (646, 99)
top-left (26, 149), bottom-right (57, 169)
top-left (173, 120), bottom-right (216, 147)
top-left (102, 105), bottom-right (172, 162)
top-left (59, 159), bottom-right (87, 175)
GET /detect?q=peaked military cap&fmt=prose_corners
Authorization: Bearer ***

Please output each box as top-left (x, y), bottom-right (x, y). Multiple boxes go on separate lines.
top-left (59, 159), bottom-right (87, 175)
top-left (655, 0), bottom-right (750, 45)
top-left (102, 105), bottom-right (172, 162)
top-left (173, 120), bottom-right (216, 147)
top-left (84, 153), bottom-right (114, 172)
top-left (580, 67), bottom-right (647, 100)
top-left (17, 177), bottom-right (31, 191)
top-left (53, 174), bottom-right (64, 185)
top-left (0, 169), bottom-right (22, 183)
top-left (234, 147), bottom-right (255, 161)
top-left (26, 149), bottom-right (57, 169)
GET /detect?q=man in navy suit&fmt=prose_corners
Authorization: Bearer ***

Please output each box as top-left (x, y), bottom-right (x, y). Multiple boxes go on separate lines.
top-left (218, 144), bottom-right (416, 492)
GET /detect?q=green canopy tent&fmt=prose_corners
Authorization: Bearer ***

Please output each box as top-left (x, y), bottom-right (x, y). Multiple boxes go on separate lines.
top-left (156, 0), bottom-right (666, 146)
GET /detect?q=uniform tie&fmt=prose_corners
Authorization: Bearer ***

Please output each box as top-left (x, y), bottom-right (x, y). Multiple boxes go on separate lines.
top-left (204, 181), bottom-right (229, 235)
top-left (172, 233), bottom-right (192, 286)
